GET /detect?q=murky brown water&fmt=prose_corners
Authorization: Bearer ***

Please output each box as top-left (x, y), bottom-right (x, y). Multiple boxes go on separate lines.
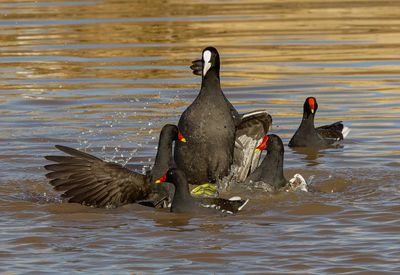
top-left (1, 0), bottom-right (400, 273)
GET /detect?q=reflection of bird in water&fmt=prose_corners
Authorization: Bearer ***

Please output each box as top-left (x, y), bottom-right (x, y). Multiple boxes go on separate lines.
top-left (290, 147), bottom-right (326, 167)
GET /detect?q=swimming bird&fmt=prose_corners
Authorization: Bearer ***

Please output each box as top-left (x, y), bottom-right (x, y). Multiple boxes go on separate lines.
top-left (289, 97), bottom-right (350, 148)
top-left (156, 168), bottom-right (249, 214)
top-left (177, 47), bottom-right (272, 191)
top-left (175, 47), bottom-right (237, 186)
top-left (244, 134), bottom-right (309, 192)
top-left (44, 124), bottom-right (185, 208)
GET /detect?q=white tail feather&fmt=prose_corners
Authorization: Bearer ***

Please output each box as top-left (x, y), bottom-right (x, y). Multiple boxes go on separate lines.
top-left (342, 126), bottom-right (351, 138)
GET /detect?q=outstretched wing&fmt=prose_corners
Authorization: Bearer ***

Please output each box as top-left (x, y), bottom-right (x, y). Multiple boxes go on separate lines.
top-left (44, 145), bottom-right (152, 208)
top-left (232, 110), bottom-right (272, 182)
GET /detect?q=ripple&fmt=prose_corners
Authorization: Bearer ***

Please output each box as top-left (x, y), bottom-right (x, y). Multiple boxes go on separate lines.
top-left (1, 0), bottom-right (400, 273)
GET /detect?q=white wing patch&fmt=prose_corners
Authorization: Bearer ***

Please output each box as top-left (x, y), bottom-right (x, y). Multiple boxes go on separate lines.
top-left (203, 50), bottom-right (212, 76)
top-left (232, 135), bottom-right (262, 182)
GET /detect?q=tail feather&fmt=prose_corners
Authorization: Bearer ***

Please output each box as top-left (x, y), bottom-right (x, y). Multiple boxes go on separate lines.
top-left (342, 126), bottom-right (351, 138)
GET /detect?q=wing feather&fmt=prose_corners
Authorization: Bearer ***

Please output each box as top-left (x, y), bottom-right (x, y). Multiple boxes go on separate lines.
top-left (316, 121), bottom-right (344, 141)
top-left (44, 145), bottom-right (151, 208)
top-left (233, 110), bottom-right (272, 182)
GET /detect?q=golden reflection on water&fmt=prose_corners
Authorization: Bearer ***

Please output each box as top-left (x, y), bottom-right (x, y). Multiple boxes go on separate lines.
top-left (0, 0), bottom-right (400, 273)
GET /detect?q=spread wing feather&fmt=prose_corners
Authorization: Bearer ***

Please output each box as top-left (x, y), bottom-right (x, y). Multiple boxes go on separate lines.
top-left (44, 145), bottom-right (151, 208)
top-left (233, 110), bottom-right (272, 182)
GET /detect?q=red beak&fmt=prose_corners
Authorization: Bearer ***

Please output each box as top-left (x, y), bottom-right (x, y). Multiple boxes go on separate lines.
top-left (155, 174), bottom-right (167, 184)
top-left (178, 131), bottom-right (186, 142)
top-left (308, 98), bottom-right (315, 114)
top-left (255, 135), bottom-right (269, 151)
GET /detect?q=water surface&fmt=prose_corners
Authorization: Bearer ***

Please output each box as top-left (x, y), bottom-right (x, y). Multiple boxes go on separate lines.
top-left (1, 0), bottom-right (399, 273)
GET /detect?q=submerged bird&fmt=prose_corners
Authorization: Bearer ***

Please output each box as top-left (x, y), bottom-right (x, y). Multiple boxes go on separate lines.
top-left (44, 124), bottom-right (185, 208)
top-left (156, 168), bottom-right (249, 214)
top-left (289, 97), bottom-right (350, 148)
top-left (177, 47), bottom-right (271, 191)
top-left (244, 134), bottom-right (309, 192)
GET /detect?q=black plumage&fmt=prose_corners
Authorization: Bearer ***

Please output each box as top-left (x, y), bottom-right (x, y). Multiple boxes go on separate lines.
top-left (175, 47), bottom-right (237, 185)
top-left (158, 168), bottom-right (249, 214)
top-left (176, 47), bottom-right (272, 185)
top-left (244, 134), bottom-right (287, 190)
top-left (44, 124), bottom-right (180, 208)
top-left (289, 97), bottom-right (349, 148)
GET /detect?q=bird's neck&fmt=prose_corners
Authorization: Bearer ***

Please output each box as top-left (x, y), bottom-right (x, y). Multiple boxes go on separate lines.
top-left (299, 112), bottom-right (315, 130)
top-left (153, 133), bottom-right (174, 173)
top-left (200, 69), bottom-right (221, 92)
top-left (174, 185), bottom-right (192, 201)
top-left (260, 149), bottom-right (285, 187)
top-left (173, 176), bottom-right (193, 203)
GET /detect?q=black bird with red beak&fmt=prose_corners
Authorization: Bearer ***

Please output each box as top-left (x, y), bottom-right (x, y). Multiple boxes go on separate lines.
top-left (44, 124), bottom-right (185, 208)
top-left (244, 134), bottom-right (287, 189)
top-left (245, 134), bottom-right (309, 192)
top-left (156, 168), bottom-right (249, 214)
top-left (289, 97), bottom-right (350, 148)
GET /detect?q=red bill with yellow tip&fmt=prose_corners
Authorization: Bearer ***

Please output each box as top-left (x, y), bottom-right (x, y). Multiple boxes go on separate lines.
top-left (155, 174), bottom-right (167, 184)
top-left (178, 131), bottom-right (186, 142)
top-left (255, 135), bottom-right (269, 151)
top-left (308, 97), bottom-right (315, 114)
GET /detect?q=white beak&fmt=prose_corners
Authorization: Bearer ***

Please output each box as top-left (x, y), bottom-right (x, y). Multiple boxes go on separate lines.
top-left (203, 50), bottom-right (212, 76)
